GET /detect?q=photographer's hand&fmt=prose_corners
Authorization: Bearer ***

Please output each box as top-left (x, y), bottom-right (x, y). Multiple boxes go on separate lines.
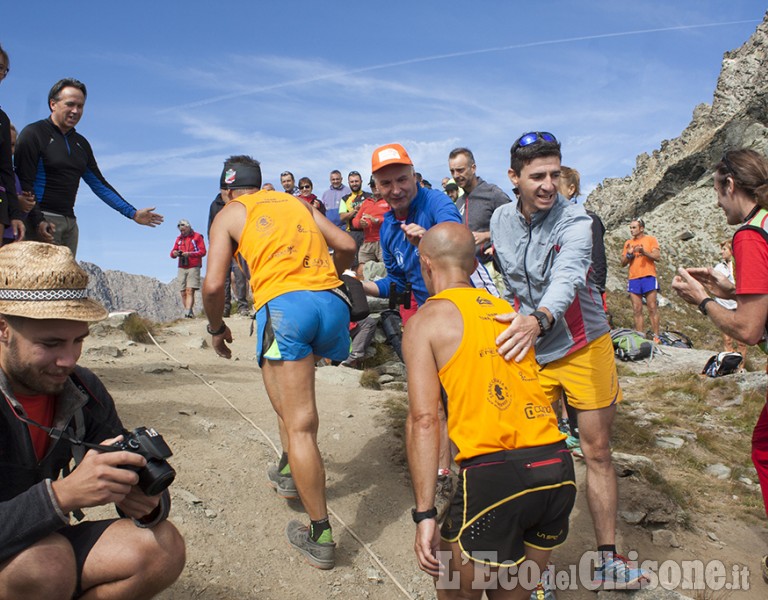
top-left (52, 435), bottom-right (145, 514)
top-left (117, 486), bottom-right (162, 520)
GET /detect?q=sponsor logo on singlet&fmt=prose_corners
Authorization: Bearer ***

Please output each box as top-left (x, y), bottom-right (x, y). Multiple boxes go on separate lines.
top-left (487, 378), bottom-right (511, 410)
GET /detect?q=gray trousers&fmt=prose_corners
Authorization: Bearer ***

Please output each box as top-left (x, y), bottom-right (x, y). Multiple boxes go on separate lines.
top-left (225, 253), bottom-right (251, 314)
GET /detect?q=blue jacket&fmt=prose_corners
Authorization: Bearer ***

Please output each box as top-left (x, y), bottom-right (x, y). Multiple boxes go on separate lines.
top-left (375, 186), bottom-right (462, 306)
top-left (15, 118), bottom-right (137, 227)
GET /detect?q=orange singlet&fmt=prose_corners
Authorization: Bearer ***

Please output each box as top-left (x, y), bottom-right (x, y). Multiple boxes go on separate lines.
top-left (234, 190), bottom-right (341, 310)
top-left (428, 287), bottom-right (564, 463)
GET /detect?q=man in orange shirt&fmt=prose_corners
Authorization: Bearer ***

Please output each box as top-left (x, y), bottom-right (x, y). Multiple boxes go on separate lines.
top-left (202, 155), bottom-right (356, 570)
top-left (621, 219), bottom-right (661, 341)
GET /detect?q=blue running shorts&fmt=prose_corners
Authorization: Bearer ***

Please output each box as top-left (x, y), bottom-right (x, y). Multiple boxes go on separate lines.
top-left (627, 275), bottom-right (659, 296)
top-left (255, 290), bottom-right (350, 365)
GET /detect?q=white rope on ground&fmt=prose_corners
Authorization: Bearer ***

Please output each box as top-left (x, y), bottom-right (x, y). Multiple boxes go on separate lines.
top-left (145, 329), bottom-right (416, 600)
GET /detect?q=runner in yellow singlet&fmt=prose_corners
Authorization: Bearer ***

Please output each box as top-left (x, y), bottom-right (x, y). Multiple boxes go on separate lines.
top-left (403, 222), bottom-right (576, 599)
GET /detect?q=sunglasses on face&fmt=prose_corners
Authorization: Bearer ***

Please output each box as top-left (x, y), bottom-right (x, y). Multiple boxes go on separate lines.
top-left (511, 131), bottom-right (558, 155)
top-left (300, 185), bottom-right (311, 189)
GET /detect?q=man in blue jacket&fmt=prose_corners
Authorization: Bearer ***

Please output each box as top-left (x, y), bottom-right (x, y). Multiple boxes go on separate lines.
top-left (362, 143), bottom-right (496, 311)
top-left (15, 78), bottom-right (163, 256)
top-left (362, 142), bottom-right (497, 521)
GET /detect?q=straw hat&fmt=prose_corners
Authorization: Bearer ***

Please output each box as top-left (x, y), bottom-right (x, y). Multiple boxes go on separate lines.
top-left (0, 242), bottom-right (108, 322)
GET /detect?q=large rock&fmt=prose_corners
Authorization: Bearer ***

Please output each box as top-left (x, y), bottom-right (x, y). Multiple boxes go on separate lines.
top-left (82, 262), bottom-right (184, 323)
top-left (587, 15), bottom-right (768, 231)
top-left (585, 15), bottom-right (768, 312)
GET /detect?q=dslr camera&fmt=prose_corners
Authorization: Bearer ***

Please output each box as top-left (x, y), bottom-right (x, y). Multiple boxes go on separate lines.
top-left (112, 427), bottom-right (176, 496)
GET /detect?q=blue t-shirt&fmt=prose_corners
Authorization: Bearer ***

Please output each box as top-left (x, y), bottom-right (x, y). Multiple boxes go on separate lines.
top-left (375, 186), bottom-right (462, 306)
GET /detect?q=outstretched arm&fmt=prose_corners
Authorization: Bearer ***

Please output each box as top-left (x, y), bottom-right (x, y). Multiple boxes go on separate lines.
top-left (133, 207), bottom-right (164, 227)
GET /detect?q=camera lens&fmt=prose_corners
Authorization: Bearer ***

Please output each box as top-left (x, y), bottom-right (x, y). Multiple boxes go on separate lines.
top-left (139, 460), bottom-right (177, 496)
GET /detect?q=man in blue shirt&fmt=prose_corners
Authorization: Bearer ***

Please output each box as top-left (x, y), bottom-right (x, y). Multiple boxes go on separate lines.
top-left (15, 78), bottom-right (163, 256)
top-left (362, 142), bottom-right (497, 521)
top-left (320, 170), bottom-right (350, 228)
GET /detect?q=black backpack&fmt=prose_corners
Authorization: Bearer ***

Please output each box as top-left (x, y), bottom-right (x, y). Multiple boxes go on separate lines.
top-left (657, 330), bottom-right (693, 349)
top-left (702, 352), bottom-right (743, 377)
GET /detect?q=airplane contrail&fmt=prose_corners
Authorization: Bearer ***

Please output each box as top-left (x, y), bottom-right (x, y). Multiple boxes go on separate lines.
top-left (158, 19), bottom-right (758, 114)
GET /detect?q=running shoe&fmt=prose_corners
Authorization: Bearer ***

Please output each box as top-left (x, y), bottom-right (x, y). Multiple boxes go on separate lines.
top-left (267, 464), bottom-right (299, 499)
top-left (286, 520), bottom-right (336, 569)
top-left (435, 473), bottom-right (458, 523)
top-left (530, 579), bottom-right (556, 599)
top-left (593, 555), bottom-right (648, 589)
top-left (564, 434), bottom-right (580, 450)
top-left (558, 419), bottom-right (579, 449)
top-left (761, 555), bottom-right (768, 584)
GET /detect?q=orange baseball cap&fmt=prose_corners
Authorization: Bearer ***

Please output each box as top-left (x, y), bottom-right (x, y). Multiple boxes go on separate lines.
top-left (371, 143), bottom-right (413, 172)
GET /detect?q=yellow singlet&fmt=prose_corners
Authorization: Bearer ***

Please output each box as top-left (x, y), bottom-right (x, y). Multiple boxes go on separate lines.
top-left (234, 190), bottom-right (341, 310)
top-left (428, 288), bottom-right (564, 463)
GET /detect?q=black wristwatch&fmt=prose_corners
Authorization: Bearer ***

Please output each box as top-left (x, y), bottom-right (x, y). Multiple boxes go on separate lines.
top-left (531, 310), bottom-right (552, 337)
top-left (698, 298), bottom-right (715, 316)
top-left (206, 322), bottom-right (227, 336)
top-left (411, 507), bottom-right (437, 523)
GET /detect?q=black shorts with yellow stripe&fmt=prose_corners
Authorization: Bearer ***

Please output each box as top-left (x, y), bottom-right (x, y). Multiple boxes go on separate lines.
top-left (441, 442), bottom-right (576, 567)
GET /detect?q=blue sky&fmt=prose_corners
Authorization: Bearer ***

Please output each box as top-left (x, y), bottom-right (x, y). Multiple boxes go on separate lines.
top-left (2, 1), bottom-right (765, 282)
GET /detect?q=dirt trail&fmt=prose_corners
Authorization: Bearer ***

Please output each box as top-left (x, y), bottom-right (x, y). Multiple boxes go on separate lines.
top-left (80, 316), bottom-right (768, 599)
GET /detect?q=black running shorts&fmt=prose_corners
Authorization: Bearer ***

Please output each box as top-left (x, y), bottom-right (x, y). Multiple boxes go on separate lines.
top-left (441, 443), bottom-right (576, 567)
top-left (58, 519), bottom-right (118, 597)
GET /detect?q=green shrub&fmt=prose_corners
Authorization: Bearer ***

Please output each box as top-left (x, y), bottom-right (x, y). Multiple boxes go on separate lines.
top-left (121, 313), bottom-right (155, 344)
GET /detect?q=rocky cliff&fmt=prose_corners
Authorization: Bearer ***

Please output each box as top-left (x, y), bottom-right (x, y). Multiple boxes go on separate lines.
top-left (586, 13), bottom-right (768, 295)
top-left (82, 261), bottom-right (185, 323)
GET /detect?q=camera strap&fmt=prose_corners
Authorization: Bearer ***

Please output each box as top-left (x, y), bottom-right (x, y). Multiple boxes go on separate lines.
top-left (10, 407), bottom-right (121, 453)
top-left (3, 372), bottom-right (126, 454)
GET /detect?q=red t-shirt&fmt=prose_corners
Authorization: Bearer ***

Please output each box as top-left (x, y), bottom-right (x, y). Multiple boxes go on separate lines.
top-left (734, 229), bottom-right (768, 295)
top-left (16, 393), bottom-right (56, 460)
top-left (352, 198), bottom-right (390, 243)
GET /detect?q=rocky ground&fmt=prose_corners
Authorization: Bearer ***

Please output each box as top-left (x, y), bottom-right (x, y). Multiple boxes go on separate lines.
top-left (78, 315), bottom-right (768, 599)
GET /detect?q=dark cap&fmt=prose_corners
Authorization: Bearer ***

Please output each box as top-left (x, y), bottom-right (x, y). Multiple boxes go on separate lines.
top-left (445, 182), bottom-right (459, 192)
top-left (220, 163), bottom-right (262, 189)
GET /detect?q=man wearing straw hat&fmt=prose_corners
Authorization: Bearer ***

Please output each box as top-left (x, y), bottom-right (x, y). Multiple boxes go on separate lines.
top-left (0, 241), bottom-right (185, 598)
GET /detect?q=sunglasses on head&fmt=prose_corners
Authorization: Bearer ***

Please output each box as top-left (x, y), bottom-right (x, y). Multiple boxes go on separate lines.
top-left (511, 131), bottom-right (557, 155)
